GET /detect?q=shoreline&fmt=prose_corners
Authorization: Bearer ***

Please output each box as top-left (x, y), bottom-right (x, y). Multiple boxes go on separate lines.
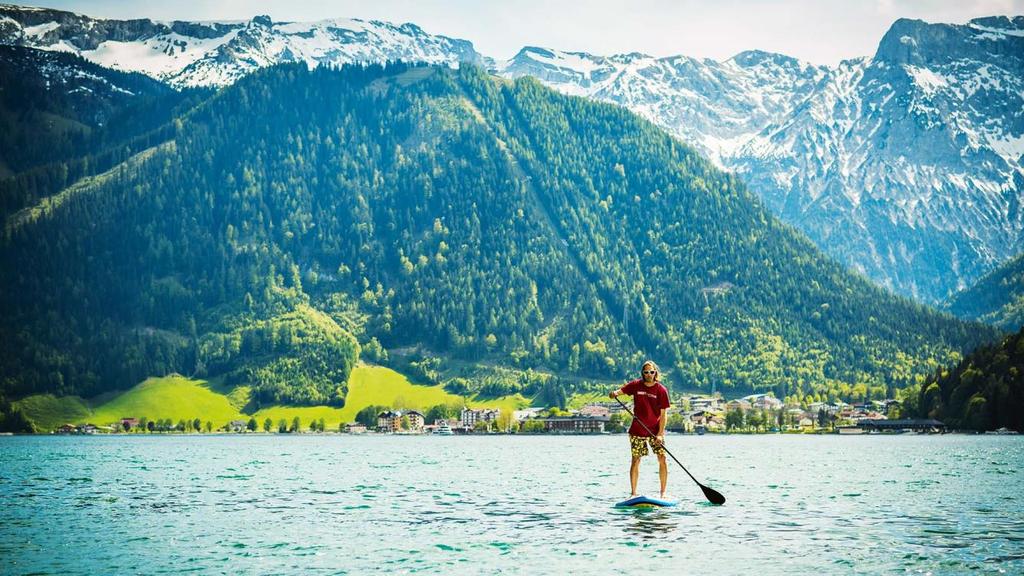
top-left (4, 430), bottom-right (1017, 437)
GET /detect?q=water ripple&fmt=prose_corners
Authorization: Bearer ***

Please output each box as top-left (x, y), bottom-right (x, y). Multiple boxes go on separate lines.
top-left (0, 435), bottom-right (1022, 574)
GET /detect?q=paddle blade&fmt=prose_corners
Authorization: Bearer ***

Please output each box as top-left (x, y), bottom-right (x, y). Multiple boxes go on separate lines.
top-left (701, 484), bottom-right (726, 506)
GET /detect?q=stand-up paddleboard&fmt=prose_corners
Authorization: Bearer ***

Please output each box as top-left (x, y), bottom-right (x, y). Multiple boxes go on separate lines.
top-left (615, 495), bottom-right (677, 508)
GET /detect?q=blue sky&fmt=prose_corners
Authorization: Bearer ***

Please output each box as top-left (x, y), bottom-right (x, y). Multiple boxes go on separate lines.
top-left (18, 0), bottom-right (1024, 64)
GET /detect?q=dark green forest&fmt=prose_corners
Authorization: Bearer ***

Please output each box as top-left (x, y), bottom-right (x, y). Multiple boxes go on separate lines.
top-left (907, 326), bottom-right (1024, 432)
top-left (0, 62), bottom-right (999, 407)
top-left (0, 45), bottom-right (209, 218)
top-left (948, 252), bottom-right (1024, 332)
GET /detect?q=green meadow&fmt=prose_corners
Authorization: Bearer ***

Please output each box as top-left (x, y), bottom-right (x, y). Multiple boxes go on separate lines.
top-left (14, 394), bottom-right (93, 431)
top-left (88, 374), bottom-right (244, 427)
top-left (567, 391), bottom-right (607, 409)
top-left (15, 364), bottom-right (534, 432)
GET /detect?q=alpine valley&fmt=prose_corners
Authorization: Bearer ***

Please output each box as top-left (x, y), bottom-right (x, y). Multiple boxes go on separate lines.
top-left (2, 4), bottom-right (1021, 305)
top-left (0, 4), bottom-right (1016, 432)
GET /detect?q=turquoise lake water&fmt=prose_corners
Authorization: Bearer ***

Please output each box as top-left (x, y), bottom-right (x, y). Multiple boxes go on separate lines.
top-left (1, 435), bottom-right (1022, 575)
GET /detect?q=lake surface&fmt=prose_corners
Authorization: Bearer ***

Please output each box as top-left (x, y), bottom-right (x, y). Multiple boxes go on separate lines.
top-left (2, 434), bottom-right (1022, 575)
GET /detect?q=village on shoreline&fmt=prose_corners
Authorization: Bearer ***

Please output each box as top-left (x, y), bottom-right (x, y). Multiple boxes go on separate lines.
top-left (43, 392), bottom-right (1019, 436)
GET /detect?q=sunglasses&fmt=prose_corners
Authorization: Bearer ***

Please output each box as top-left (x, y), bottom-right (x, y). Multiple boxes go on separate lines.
top-left (642, 370), bottom-right (656, 375)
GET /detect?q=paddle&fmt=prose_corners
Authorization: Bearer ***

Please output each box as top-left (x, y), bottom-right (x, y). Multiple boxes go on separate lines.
top-left (614, 395), bottom-right (726, 506)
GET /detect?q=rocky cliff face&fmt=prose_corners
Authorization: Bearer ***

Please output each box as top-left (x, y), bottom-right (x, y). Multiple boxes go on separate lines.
top-left (728, 17), bottom-right (1024, 303)
top-left (498, 47), bottom-right (829, 167)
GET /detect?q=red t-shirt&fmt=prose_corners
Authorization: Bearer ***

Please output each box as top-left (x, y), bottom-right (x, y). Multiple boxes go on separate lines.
top-left (623, 379), bottom-right (670, 437)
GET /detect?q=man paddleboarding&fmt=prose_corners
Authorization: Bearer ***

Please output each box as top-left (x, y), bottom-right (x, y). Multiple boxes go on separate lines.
top-left (610, 360), bottom-right (671, 499)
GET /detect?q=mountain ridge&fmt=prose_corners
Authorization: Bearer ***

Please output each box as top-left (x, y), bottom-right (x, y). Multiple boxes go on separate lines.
top-left (0, 4), bottom-right (484, 87)
top-left (3, 5), bottom-right (1020, 304)
top-left (0, 62), bottom-right (995, 406)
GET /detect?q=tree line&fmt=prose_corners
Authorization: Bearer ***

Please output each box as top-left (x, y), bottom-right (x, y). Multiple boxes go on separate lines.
top-left (906, 326), bottom-right (1024, 431)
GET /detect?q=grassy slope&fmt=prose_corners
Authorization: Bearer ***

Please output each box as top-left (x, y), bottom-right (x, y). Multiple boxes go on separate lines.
top-left (18, 365), bottom-right (530, 431)
top-left (567, 391), bottom-right (607, 409)
top-left (251, 365), bottom-right (531, 428)
top-left (469, 393), bottom-right (531, 414)
top-left (87, 374), bottom-right (243, 427)
top-left (14, 394), bottom-right (93, 430)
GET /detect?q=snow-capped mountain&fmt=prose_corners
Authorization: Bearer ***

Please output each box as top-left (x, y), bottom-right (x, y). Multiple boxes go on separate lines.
top-left (0, 4), bottom-right (483, 87)
top-left (728, 17), bottom-right (1024, 304)
top-left (2, 3), bottom-right (1021, 304)
top-left (497, 17), bottom-right (1024, 304)
top-left (498, 47), bottom-right (830, 167)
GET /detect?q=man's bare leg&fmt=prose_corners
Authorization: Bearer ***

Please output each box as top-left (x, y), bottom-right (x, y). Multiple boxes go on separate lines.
top-left (658, 454), bottom-right (668, 497)
top-left (630, 456), bottom-right (641, 495)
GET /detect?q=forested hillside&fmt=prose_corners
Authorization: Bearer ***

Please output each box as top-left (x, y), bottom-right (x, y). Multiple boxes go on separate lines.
top-left (0, 45), bottom-right (208, 219)
top-left (0, 62), bottom-right (997, 406)
top-left (908, 327), bottom-right (1024, 432)
top-left (948, 253), bottom-right (1024, 332)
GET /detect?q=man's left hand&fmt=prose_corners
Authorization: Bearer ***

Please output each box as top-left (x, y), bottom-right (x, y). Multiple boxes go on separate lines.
top-left (656, 435), bottom-right (665, 447)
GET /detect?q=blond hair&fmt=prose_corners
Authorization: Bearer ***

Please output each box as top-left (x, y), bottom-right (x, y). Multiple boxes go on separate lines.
top-left (641, 360), bottom-right (659, 379)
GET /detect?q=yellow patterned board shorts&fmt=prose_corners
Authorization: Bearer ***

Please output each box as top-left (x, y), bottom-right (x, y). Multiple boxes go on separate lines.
top-left (629, 434), bottom-right (666, 458)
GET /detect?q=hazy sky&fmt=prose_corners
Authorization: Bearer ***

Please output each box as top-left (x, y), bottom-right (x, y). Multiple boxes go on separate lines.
top-left (19, 0), bottom-right (1024, 64)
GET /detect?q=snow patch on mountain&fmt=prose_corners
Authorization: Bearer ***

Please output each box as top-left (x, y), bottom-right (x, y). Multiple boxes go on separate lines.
top-left (498, 46), bottom-right (829, 167)
top-left (22, 20), bottom-right (58, 37)
top-left (905, 65), bottom-right (947, 93)
top-left (0, 5), bottom-right (483, 88)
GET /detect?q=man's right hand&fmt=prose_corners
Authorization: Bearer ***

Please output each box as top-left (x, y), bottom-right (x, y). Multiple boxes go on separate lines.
top-left (609, 390), bottom-right (619, 399)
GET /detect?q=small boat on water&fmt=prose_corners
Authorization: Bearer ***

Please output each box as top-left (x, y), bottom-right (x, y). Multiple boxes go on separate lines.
top-left (434, 421), bottom-right (454, 436)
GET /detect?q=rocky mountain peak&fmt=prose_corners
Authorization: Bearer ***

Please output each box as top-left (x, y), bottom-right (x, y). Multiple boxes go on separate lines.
top-left (501, 13), bottom-right (1024, 303)
top-left (875, 16), bottom-right (1024, 68)
top-left (249, 15), bottom-right (273, 29)
top-left (729, 49), bottom-right (801, 69)
top-left (969, 15), bottom-right (1024, 32)
top-left (608, 51), bottom-right (650, 64)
